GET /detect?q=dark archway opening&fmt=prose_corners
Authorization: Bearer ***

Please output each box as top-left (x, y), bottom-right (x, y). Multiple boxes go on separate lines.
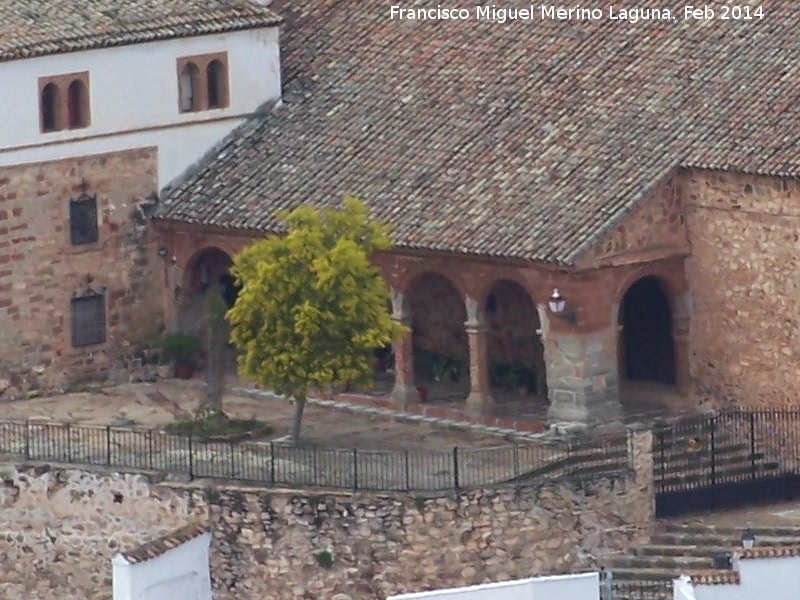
top-left (179, 248), bottom-right (239, 335)
top-left (619, 276), bottom-right (676, 385)
top-left (408, 273), bottom-right (469, 403)
top-left (484, 280), bottom-right (547, 404)
top-left (187, 248), bottom-right (238, 307)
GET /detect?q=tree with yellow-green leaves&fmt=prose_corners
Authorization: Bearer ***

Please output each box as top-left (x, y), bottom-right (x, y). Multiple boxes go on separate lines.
top-left (226, 197), bottom-right (404, 444)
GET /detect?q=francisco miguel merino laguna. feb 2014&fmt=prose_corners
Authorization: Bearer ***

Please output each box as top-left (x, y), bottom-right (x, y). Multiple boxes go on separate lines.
top-left (389, 5), bottom-right (677, 22)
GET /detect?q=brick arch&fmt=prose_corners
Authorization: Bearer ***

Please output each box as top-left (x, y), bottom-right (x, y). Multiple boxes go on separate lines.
top-left (615, 266), bottom-right (686, 317)
top-left (182, 246), bottom-right (240, 308)
top-left (472, 272), bottom-right (540, 309)
top-left (396, 266), bottom-right (469, 301)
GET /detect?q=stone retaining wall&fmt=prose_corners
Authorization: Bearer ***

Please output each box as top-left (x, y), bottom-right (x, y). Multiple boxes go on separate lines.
top-left (0, 431), bottom-right (653, 600)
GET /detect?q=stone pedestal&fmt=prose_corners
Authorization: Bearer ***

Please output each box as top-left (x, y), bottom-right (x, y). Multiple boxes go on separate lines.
top-left (545, 327), bottom-right (623, 424)
top-left (390, 315), bottom-right (420, 408)
top-left (465, 321), bottom-right (493, 416)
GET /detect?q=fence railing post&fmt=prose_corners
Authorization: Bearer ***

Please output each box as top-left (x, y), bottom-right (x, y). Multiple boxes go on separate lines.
top-left (65, 422), bottom-right (71, 463)
top-left (230, 441), bottom-right (236, 479)
top-left (106, 425), bottom-right (111, 466)
top-left (404, 449), bottom-right (410, 491)
top-left (710, 417), bottom-right (717, 510)
top-left (453, 447), bottom-right (460, 492)
top-left (513, 444), bottom-right (520, 481)
top-left (148, 430), bottom-right (154, 470)
top-left (312, 445), bottom-right (318, 487)
top-left (188, 434), bottom-right (194, 480)
top-left (24, 421), bottom-right (30, 459)
top-left (750, 412), bottom-right (756, 480)
top-left (353, 448), bottom-right (358, 490)
top-left (270, 441), bottom-right (275, 484)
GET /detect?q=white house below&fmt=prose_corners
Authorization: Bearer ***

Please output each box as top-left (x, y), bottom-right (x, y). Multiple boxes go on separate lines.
top-left (387, 572), bottom-right (601, 600)
top-left (112, 523), bottom-right (212, 600)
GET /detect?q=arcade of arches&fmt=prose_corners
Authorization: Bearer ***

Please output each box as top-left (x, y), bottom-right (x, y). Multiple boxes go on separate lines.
top-left (161, 230), bottom-right (691, 424)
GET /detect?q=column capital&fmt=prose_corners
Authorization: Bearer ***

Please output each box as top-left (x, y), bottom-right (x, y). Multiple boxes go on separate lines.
top-left (464, 320), bottom-right (488, 333)
top-left (392, 312), bottom-right (412, 325)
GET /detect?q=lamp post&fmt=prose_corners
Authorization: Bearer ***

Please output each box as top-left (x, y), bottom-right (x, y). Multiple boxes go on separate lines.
top-left (548, 288), bottom-right (576, 325)
top-left (741, 529), bottom-right (755, 549)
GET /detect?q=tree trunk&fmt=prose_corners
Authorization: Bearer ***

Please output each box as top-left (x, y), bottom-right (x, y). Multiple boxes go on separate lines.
top-left (204, 285), bottom-right (229, 426)
top-left (291, 395), bottom-right (306, 445)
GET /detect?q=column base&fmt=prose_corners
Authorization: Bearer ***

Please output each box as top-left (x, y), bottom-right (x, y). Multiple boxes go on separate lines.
top-left (466, 390), bottom-right (494, 417)
top-left (547, 388), bottom-right (622, 425)
top-left (390, 383), bottom-right (421, 408)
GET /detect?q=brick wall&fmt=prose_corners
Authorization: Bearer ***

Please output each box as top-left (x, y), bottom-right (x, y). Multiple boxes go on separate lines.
top-left (0, 148), bottom-right (165, 398)
top-left (684, 169), bottom-right (800, 407)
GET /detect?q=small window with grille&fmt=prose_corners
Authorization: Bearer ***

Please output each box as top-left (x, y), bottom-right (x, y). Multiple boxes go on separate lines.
top-left (71, 289), bottom-right (106, 347)
top-left (69, 190), bottom-right (98, 245)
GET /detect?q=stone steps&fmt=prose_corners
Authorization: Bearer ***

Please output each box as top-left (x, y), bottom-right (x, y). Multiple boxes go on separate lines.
top-left (649, 532), bottom-right (800, 547)
top-left (656, 463), bottom-right (781, 490)
top-left (634, 544), bottom-right (740, 557)
top-left (661, 522), bottom-right (800, 537)
top-left (606, 554), bottom-right (711, 570)
top-left (604, 521), bottom-right (800, 595)
top-left (607, 567), bottom-right (683, 581)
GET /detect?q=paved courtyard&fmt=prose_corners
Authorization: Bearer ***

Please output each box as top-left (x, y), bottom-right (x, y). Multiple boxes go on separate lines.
top-left (0, 380), bottom-right (506, 451)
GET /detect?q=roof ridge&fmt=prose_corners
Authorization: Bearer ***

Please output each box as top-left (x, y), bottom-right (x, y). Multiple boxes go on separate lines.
top-left (118, 521), bottom-right (209, 565)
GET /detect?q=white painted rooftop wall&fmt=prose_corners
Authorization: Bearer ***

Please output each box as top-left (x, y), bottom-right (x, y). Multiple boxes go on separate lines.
top-left (112, 531), bottom-right (212, 600)
top-left (388, 572), bottom-right (600, 600)
top-left (0, 27), bottom-right (280, 186)
top-left (676, 555), bottom-right (800, 600)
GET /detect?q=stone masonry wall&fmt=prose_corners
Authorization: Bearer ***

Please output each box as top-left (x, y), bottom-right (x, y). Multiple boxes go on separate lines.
top-left (0, 432), bottom-right (653, 599)
top-left (591, 175), bottom-right (689, 263)
top-left (684, 170), bottom-right (800, 407)
top-left (0, 149), bottom-right (165, 399)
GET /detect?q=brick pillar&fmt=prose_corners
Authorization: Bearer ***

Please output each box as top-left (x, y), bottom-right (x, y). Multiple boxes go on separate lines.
top-left (545, 325), bottom-right (623, 424)
top-left (465, 318), bottom-right (493, 416)
top-left (390, 291), bottom-right (420, 408)
top-left (627, 426), bottom-right (655, 534)
top-left (673, 316), bottom-right (691, 394)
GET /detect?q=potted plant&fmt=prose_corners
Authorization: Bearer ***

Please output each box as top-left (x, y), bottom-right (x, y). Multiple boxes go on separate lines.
top-left (161, 332), bottom-right (202, 379)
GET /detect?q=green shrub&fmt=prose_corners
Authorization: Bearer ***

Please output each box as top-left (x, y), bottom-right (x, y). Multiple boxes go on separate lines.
top-left (161, 332), bottom-right (202, 363)
top-left (314, 550), bottom-right (333, 568)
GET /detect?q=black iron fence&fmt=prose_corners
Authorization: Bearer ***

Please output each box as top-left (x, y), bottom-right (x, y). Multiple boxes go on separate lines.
top-left (654, 409), bottom-right (800, 515)
top-left (0, 419), bottom-right (631, 492)
top-left (608, 580), bottom-right (672, 600)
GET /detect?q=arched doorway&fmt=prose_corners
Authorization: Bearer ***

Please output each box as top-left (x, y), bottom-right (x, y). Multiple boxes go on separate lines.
top-left (484, 280), bottom-right (547, 404)
top-left (178, 247), bottom-right (238, 333)
top-left (186, 247), bottom-right (237, 305)
top-left (619, 276), bottom-right (676, 385)
top-left (407, 273), bottom-right (469, 402)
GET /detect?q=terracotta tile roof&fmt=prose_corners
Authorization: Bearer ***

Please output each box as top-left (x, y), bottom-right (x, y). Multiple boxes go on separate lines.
top-left (157, 0), bottom-right (800, 265)
top-left (119, 522), bottom-right (208, 565)
top-left (0, 1), bottom-right (280, 62)
top-left (688, 570), bottom-right (740, 586)
top-left (740, 545), bottom-right (800, 559)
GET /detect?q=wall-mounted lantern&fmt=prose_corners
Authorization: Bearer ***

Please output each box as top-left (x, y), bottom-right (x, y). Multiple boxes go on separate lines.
top-left (741, 529), bottom-right (755, 549)
top-left (548, 288), bottom-right (576, 325)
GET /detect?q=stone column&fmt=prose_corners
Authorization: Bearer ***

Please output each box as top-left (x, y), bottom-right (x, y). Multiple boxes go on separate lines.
top-left (672, 316), bottom-right (691, 394)
top-left (545, 324), bottom-right (623, 424)
top-left (465, 297), bottom-right (493, 416)
top-left (390, 290), bottom-right (420, 408)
